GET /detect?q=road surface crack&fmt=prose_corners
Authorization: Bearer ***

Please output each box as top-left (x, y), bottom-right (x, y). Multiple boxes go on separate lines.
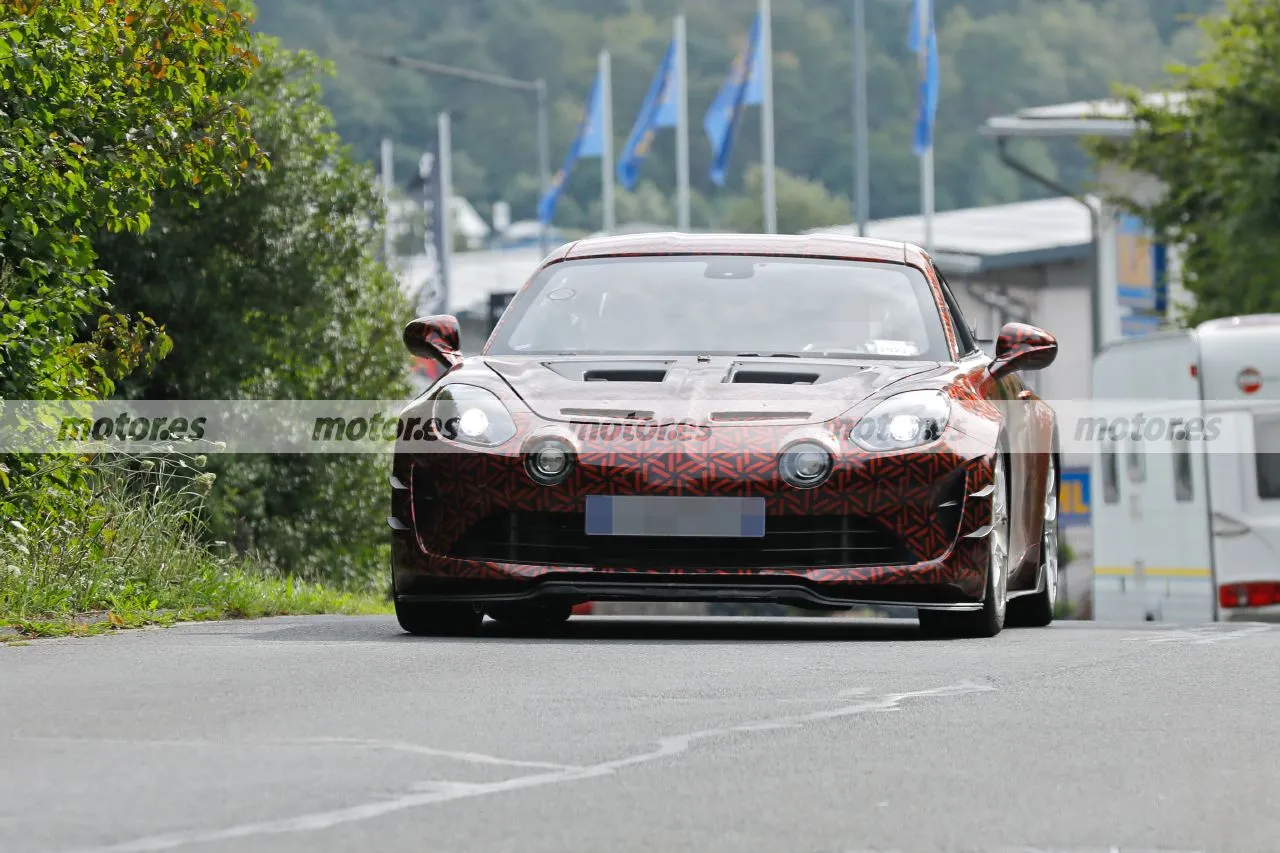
top-left (60, 681), bottom-right (994, 853)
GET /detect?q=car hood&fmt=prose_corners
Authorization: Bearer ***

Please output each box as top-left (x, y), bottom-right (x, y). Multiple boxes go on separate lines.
top-left (480, 356), bottom-right (941, 426)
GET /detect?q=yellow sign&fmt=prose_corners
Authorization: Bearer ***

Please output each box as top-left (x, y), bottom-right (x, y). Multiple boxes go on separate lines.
top-left (1059, 478), bottom-right (1088, 516)
top-left (1116, 230), bottom-right (1153, 287)
top-left (1058, 468), bottom-right (1090, 527)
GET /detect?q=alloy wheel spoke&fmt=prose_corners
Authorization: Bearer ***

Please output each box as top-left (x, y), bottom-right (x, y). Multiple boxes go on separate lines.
top-left (1043, 460), bottom-right (1058, 604)
top-left (991, 456), bottom-right (1009, 614)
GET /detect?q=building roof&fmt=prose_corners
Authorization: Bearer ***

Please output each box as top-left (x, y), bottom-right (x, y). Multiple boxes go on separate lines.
top-left (807, 195), bottom-right (1097, 275)
top-left (980, 92), bottom-right (1187, 139)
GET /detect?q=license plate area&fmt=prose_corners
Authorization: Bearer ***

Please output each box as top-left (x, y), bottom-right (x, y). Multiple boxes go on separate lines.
top-left (584, 496), bottom-right (766, 538)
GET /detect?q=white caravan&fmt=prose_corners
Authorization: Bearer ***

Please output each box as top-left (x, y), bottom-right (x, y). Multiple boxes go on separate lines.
top-left (1090, 315), bottom-right (1280, 623)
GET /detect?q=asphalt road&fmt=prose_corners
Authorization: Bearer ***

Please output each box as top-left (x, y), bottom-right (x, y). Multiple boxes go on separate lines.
top-left (3, 615), bottom-right (1277, 853)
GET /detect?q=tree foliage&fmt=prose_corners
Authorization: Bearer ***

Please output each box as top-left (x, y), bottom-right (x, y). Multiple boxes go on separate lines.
top-left (253, 0), bottom-right (1222, 231)
top-left (2, 3), bottom-right (409, 588)
top-left (0, 0), bottom-right (261, 402)
top-left (723, 166), bottom-right (852, 234)
top-left (1093, 0), bottom-right (1280, 324)
top-left (96, 39), bottom-right (410, 586)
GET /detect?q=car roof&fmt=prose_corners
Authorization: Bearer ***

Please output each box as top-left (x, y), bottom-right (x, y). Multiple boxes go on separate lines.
top-left (550, 231), bottom-right (927, 267)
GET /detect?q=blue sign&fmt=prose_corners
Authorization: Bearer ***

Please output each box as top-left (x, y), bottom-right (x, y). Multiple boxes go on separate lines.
top-left (1114, 213), bottom-right (1168, 338)
top-left (1059, 467), bottom-right (1090, 528)
top-left (1116, 214), bottom-right (1158, 309)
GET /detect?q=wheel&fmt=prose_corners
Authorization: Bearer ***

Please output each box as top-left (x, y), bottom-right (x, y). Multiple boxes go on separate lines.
top-left (485, 600), bottom-right (573, 629)
top-left (1008, 453), bottom-right (1059, 628)
top-left (919, 450), bottom-right (1011, 639)
top-left (394, 599), bottom-right (483, 636)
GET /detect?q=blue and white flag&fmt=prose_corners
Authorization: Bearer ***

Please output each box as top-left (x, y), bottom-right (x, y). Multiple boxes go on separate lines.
top-left (908, 0), bottom-right (939, 156)
top-left (538, 71), bottom-right (606, 224)
top-left (703, 12), bottom-right (763, 187)
top-left (617, 39), bottom-right (679, 190)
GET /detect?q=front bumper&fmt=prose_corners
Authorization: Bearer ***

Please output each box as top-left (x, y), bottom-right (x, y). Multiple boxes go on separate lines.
top-left (390, 425), bottom-right (999, 610)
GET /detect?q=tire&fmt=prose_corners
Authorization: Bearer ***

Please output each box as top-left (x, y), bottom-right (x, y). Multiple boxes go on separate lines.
top-left (485, 600), bottom-right (573, 629)
top-left (1008, 453), bottom-right (1059, 628)
top-left (919, 450), bottom-right (1011, 639)
top-left (394, 599), bottom-right (484, 636)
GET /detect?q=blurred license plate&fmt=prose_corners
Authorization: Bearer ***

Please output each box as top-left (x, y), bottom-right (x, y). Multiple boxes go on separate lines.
top-left (584, 496), bottom-right (766, 537)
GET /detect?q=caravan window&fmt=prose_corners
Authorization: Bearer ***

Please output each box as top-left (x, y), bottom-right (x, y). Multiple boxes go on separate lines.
top-left (1102, 437), bottom-right (1120, 504)
top-left (1126, 433), bottom-right (1146, 483)
top-left (1254, 415), bottom-right (1280, 500)
top-left (1171, 420), bottom-right (1193, 502)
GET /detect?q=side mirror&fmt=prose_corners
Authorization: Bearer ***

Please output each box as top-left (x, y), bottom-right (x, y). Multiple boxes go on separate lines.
top-left (989, 322), bottom-right (1057, 380)
top-left (404, 315), bottom-right (462, 379)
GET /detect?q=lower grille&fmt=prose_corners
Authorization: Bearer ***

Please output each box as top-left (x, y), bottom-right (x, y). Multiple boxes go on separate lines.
top-left (448, 511), bottom-right (916, 569)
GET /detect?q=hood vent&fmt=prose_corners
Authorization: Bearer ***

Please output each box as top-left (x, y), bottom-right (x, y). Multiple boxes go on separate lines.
top-left (560, 408), bottom-right (655, 421)
top-left (710, 410), bottom-right (812, 423)
top-left (730, 369), bottom-right (820, 385)
top-left (541, 360), bottom-right (675, 382)
top-left (583, 367), bottom-right (669, 382)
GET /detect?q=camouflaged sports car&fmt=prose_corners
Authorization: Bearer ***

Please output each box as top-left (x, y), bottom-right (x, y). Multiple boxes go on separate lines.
top-left (389, 233), bottom-right (1061, 638)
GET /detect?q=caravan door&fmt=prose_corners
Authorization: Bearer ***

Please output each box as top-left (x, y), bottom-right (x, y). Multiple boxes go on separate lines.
top-left (1090, 332), bottom-right (1214, 622)
top-left (1198, 317), bottom-right (1280, 621)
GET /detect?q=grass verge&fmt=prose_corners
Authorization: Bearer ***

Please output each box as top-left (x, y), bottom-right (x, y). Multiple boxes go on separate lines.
top-left (2, 454), bottom-right (390, 641)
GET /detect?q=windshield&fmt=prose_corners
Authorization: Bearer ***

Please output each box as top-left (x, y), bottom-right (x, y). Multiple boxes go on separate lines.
top-left (487, 255), bottom-right (950, 360)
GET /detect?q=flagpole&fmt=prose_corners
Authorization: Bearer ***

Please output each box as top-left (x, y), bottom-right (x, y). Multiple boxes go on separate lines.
top-left (922, 146), bottom-right (934, 253)
top-left (381, 137), bottom-right (395, 266)
top-left (675, 13), bottom-right (691, 231)
top-left (852, 0), bottom-right (870, 237)
top-left (759, 0), bottom-right (777, 234)
top-left (599, 50), bottom-right (616, 235)
top-left (916, 0), bottom-right (935, 254)
top-left (536, 78), bottom-right (550, 255)
top-left (437, 112), bottom-right (453, 315)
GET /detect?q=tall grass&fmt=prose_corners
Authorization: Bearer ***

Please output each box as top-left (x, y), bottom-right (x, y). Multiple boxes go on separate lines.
top-left (0, 453), bottom-right (389, 636)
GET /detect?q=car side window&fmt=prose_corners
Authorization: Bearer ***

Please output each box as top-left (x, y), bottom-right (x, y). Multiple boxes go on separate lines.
top-left (932, 265), bottom-right (979, 356)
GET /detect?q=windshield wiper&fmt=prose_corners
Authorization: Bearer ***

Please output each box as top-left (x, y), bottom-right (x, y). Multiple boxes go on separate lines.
top-left (735, 352), bottom-right (800, 358)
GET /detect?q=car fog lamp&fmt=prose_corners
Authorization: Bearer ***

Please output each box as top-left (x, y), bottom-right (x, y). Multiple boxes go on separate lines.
top-left (779, 441), bottom-right (833, 488)
top-left (525, 438), bottom-right (575, 485)
top-left (534, 445), bottom-right (568, 476)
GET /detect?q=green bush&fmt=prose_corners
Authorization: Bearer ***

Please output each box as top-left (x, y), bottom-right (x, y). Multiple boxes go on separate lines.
top-left (96, 40), bottom-right (410, 588)
top-left (0, 0), bottom-right (259, 404)
top-left (2, 6), bottom-right (408, 618)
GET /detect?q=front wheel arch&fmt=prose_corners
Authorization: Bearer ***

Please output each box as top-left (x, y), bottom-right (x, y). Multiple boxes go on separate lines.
top-left (920, 439), bottom-right (1011, 638)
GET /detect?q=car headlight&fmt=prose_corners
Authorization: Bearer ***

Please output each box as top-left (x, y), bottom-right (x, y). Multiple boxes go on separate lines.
top-left (431, 384), bottom-right (518, 447)
top-left (849, 390), bottom-right (950, 452)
